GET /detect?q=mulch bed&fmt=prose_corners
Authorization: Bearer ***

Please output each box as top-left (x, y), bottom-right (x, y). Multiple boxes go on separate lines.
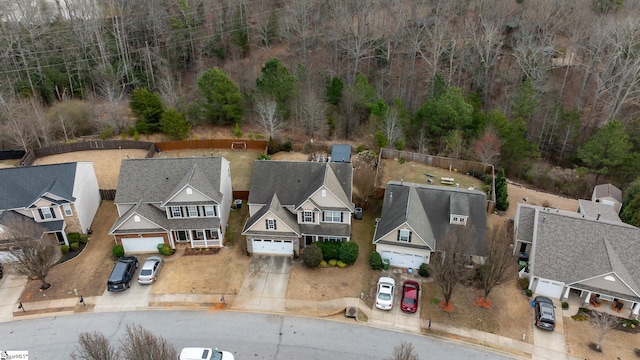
top-left (58, 242), bottom-right (87, 264)
top-left (184, 247), bottom-right (221, 256)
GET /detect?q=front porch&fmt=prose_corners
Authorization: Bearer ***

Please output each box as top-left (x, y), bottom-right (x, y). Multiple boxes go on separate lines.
top-left (562, 288), bottom-right (640, 320)
top-left (171, 228), bottom-right (222, 248)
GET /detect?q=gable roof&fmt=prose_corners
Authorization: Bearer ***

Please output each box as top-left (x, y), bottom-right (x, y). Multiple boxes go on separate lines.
top-left (242, 193), bottom-right (300, 236)
top-left (331, 144), bottom-right (351, 163)
top-left (114, 157), bottom-right (223, 204)
top-left (577, 199), bottom-right (620, 222)
top-left (248, 160), bottom-right (353, 210)
top-left (518, 204), bottom-right (640, 301)
top-left (0, 163), bottom-right (77, 210)
top-left (592, 183), bottom-right (622, 203)
top-left (374, 181), bottom-right (487, 256)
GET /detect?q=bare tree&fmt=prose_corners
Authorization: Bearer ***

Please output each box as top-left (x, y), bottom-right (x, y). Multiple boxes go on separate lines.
top-left (353, 150), bottom-right (378, 207)
top-left (444, 130), bottom-right (465, 159)
top-left (120, 323), bottom-right (177, 360)
top-left (386, 342), bottom-right (419, 360)
top-left (70, 332), bottom-right (118, 360)
top-left (478, 222), bottom-right (517, 306)
top-left (254, 96), bottom-right (284, 138)
top-left (0, 95), bottom-right (35, 151)
top-left (589, 311), bottom-right (617, 352)
top-left (5, 215), bottom-right (58, 290)
top-left (466, 15), bottom-right (504, 106)
top-left (472, 126), bottom-right (502, 170)
top-left (380, 107), bottom-right (403, 148)
top-left (298, 91), bottom-right (327, 136)
top-left (432, 223), bottom-right (475, 310)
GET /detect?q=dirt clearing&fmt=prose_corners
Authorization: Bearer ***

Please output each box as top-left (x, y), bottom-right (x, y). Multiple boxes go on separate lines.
top-left (565, 316), bottom-right (639, 359)
top-left (379, 159), bottom-right (485, 190)
top-left (33, 149), bottom-right (148, 189)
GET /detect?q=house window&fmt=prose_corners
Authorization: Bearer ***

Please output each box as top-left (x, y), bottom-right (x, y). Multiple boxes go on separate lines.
top-left (323, 211), bottom-right (341, 223)
top-left (205, 229), bottom-right (219, 239)
top-left (187, 206), bottom-right (198, 217)
top-left (186, 188), bottom-right (193, 195)
top-left (171, 207), bottom-right (182, 218)
top-left (62, 204), bottom-right (73, 216)
top-left (324, 236), bottom-right (341, 242)
top-left (134, 215), bottom-right (141, 223)
top-left (266, 219), bottom-right (277, 230)
top-left (204, 205), bottom-right (216, 217)
top-left (450, 214), bottom-right (467, 225)
top-left (398, 229), bottom-right (411, 242)
top-left (303, 211), bottom-right (314, 223)
top-left (194, 230), bottom-right (204, 240)
top-left (39, 207), bottom-right (54, 220)
top-left (321, 189), bottom-right (327, 197)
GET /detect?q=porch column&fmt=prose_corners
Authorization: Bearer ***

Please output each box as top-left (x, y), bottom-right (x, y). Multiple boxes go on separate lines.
top-left (189, 230), bottom-right (194, 247)
top-left (584, 291), bottom-right (592, 305)
top-left (632, 302), bottom-right (640, 318)
top-left (168, 230), bottom-right (175, 248)
top-left (563, 287), bottom-right (571, 300)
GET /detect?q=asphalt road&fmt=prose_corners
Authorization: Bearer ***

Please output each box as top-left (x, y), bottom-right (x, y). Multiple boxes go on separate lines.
top-left (0, 311), bottom-right (517, 359)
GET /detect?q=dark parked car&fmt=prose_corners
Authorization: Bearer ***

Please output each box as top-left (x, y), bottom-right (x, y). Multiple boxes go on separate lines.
top-left (107, 255), bottom-right (138, 292)
top-left (533, 296), bottom-right (556, 331)
top-left (400, 280), bottom-right (420, 313)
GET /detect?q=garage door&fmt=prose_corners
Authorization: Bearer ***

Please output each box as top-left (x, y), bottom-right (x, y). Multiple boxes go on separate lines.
top-left (121, 237), bottom-right (165, 253)
top-left (252, 239), bottom-right (293, 255)
top-left (381, 251), bottom-right (424, 269)
top-left (534, 278), bottom-right (564, 298)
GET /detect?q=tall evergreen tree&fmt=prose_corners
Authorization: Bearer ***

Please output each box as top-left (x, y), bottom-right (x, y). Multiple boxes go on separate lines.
top-left (255, 58), bottom-right (297, 118)
top-left (577, 120), bottom-right (633, 185)
top-left (196, 68), bottom-right (244, 125)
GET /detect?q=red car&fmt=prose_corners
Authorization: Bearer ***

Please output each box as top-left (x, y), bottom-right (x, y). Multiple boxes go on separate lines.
top-left (400, 280), bottom-right (420, 313)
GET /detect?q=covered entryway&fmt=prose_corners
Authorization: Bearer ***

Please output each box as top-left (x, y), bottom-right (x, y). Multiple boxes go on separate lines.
top-left (121, 237), bottom-right (164, 253)
top-left (533, 278), bottom-right (564, 298)
top-left (381, 251), bottom-right (425, 269)
top-left (252, 239), bottom-right (293, 255)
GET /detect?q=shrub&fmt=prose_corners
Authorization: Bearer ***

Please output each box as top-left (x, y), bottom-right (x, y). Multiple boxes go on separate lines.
top-left (60, 245), bottom-right (69, 255)
top-left (159, 244), bottom-right (172, 256)
top-left (495, 168), bottom-right (509, 211)
top-left (231, 123), bottom-right (242, 138)
top-left (369, 251), bottom-right (383, 270)
top-left (394, 139), bottom-right (405, 150)
top-left (67, 232), bottom-right (81, 243)
top-left (518, 278), bottom-right (529, 290)
top-left (100, 126), bottom-right (113, 140)
top-left (319, 260), bottom-right (327, 267)
top-left (328, 259), bottom-right (338, 267)
top-left (282, 141), bottom-right (293, 152)
top-left (259, 153), bottom-right (271, 160)
top-left (398, 157), bottom-right (406, 164)
top-left (562, 301), bottom-right (569, 310)
top-left (267, 136), bottom-right (281, 154)
top-left (525, 289), bottom-right (533, 297)
top-left (357, 145), bottom-right (365, 153)
top-left (303, 244), bottom-right (322, 267)
top-left (316, 241), bottom-right (340, 261)
top-left (337, 260), bottom-right (347, 268)
top-left (338, 242), bottom-right (359, 265)
top-left (70, 242), bottom-right (80, 251)
top-left (112, 245), bottom-right (125, 258)
top-left (418, 263), bottom-right (431, 278)
top-left (79, 234), bottom-right (89, 244)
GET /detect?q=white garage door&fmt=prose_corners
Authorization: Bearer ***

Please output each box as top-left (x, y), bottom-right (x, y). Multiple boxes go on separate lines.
top-left (252, 239), bottom-right (293, 255)
top-left (381, 251), bottom-right (424, 269)
top-left (121, 237), bottom-right (165, 253)
top-left (534, 278), bottom-right (564, 299)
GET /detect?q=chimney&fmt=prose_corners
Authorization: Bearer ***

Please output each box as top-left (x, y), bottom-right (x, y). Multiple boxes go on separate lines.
top-left (597, 213), bottom-right (601, 220)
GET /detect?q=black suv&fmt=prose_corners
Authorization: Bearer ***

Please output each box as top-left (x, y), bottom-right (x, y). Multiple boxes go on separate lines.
top-left (107, 256), bottom-right (138, 292)
top-left (533, 296), bottom-right (556, 331)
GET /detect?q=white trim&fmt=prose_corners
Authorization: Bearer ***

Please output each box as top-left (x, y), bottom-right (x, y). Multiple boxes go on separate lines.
top-left (62, 203), bottom-right (73, 216)
top-left (161, 184), bottom-right (215, 206)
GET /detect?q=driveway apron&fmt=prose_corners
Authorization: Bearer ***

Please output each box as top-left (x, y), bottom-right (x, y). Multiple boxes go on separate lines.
top-left (532, 298), bottom-right (569, 360)
top-left (232, 255), bottom-right (291, 312)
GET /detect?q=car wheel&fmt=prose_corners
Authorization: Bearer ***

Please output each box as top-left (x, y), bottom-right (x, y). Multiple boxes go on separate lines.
top-left (126, 281), bottom-right (131, 288)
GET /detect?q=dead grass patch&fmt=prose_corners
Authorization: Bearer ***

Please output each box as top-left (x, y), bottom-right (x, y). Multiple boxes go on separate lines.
top-left (565, 315), bottom-right (640, 360)
top-left (379, 159), bottom-right (485, 190)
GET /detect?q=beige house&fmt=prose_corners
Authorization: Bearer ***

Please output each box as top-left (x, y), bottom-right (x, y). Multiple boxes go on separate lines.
top-left (242, 160), bottom-right (354, 256)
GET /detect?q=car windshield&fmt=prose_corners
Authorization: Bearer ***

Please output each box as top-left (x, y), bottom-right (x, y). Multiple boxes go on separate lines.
top-left (403, 297), bottom-right (415, 305)
top-left (140, 269), bottom-right (152, 276)
top-left (211, 349), bottom-right (223, 360)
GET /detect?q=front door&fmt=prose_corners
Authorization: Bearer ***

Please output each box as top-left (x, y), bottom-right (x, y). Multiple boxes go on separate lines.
top-left (55, 232), bottom-right (65, 245)
top-left (305, 235), bottom-right (314, 246)
top-left (175, 230), bottom-right (189, 242)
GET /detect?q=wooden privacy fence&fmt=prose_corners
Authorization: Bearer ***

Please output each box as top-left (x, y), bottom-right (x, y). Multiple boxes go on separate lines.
top-left (19, 140), bottom-right (155, 166)
top-left (155, 139), bottom-right (268, 152)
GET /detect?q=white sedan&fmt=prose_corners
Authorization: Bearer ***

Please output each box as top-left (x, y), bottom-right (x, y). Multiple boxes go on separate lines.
top-left (179, 347), bottom-right (235, 360)
top-left (375, 276), bottom-right (396, 310)
top-left (137, 256), bottom-right (163, 284)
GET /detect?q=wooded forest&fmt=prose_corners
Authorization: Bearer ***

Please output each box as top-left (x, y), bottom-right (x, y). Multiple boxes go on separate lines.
top-left (1, 0), bottom-right (640, 200)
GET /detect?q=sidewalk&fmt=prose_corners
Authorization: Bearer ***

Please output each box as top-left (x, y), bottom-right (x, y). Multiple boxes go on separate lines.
top-left (1, 275), bottom-right (583, 360)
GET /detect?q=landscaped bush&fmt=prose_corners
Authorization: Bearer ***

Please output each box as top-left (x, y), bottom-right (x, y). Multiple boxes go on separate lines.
top-left (79, 234), bottom-right (89, 244)
top-left (571, 309), bottom-right (590, 321)
top-left (303, 244), bottom-right (322, 267)
top-left (418, 263), bottom-right (431, 278)
top-left (336, 260), bottom-right (347, 268)
top-left (525, 289), bottom-right (533, 297)
top-left (328, 259), bottom-right (338, 267)
top-left (369, 251), bottom-right (383, 270)
top-left (69, 242), bottom-right (80, 251)
top-left (495, 168), bottom-right (509, 211)
top-left (158, 244), bottom-right (172, 256)
top-left (338, 242), bottom-right (359, 265)
top-left (518, 278), bottom-right (529, 290)
top-left (60, 245), bottom-right (69, 255)
top-left (315, 241), bottom-right (340, 261)
top-left (282, 141), bottom-right (293, 152)
top-left (67, 232), bottom-right (81, 243)
top-left (562, 301), bottom-right (569, 310)
top-left (319, 260), bottom-right (327, 267)
top-left (112, 245), bottom-right (125, 258)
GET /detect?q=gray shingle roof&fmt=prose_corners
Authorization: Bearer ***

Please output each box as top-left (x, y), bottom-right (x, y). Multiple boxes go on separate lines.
top-left (114, 157), bottom-right (223, 204)
top-left (592, 183), bottom-right (622, 203)
top-left (524, 205), bottom-right (640, 300)
top-left (578, 199), bottom-right (620, 222)
top-left (374, 181), bottom-right (487, 256)
top-left (242, 194), bottom-right (300, 236)
top-left (0, 163), bottom-right (77, 210)
top-left (515, 204), bottom-right (536, 243)
top-left (247, 161), bottom-right (353, 210)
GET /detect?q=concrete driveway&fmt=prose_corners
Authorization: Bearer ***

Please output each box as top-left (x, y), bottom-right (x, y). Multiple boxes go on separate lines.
top-left (532, 297), bottom-right (569, 360)
top-left (231, 255), bottom-right (291, 312)
top-left (94, 265), bottom-right (153, 312)
top-left (368, 272), bottom-right (422, 333)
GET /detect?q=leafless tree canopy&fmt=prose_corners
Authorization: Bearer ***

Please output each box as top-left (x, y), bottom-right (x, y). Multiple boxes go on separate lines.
top-left (589, 310), bottom-right (617, 351)
top-left (432, 222), bottom-right (476, 307)
top-left (70, 332), bottom-right (117, 360)
top-left (481, 222), bottom-right (517, 301)
top-left (386, 342), bottom-right (419, 360)
top-left (254, 96), bottom-right (284, 138)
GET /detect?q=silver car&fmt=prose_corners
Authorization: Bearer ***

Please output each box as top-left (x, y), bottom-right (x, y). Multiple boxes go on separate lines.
top-left (137, 256), bottom-right (163, 284)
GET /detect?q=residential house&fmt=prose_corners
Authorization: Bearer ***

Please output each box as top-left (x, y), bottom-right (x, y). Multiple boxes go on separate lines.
top-left (242, 160), bottom-right (354, 256)
top-left (373, 181), bottom-right (487, 269)
top-left (513, 202), bottom-right (640, 319)
top-left (109, 157), bottom-right (232, 253)
top-left (0, 162), bottom-right (100, 249)
top-left (591, 183), bottom-right (623, 214)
